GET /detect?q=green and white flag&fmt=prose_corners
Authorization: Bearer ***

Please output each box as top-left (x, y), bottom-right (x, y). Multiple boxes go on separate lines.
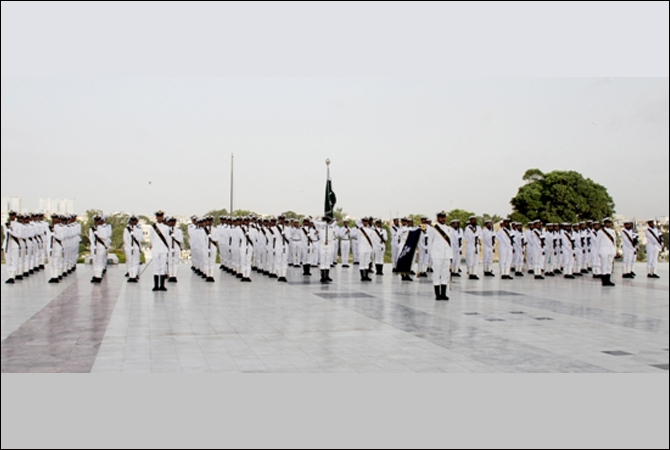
top-left (324, 165), bottom-right (337, 220)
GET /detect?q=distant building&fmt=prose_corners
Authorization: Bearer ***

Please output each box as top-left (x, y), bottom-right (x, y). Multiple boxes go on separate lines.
top-left (38, 198), bottom-right (74, 216)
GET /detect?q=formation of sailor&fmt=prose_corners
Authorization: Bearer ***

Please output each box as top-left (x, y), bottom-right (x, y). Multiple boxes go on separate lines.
top-left (123, 216), bottom-right (144, 283)
top-left (3, 209), bottom-right (664, 292)
top-left (3, 211), bottom-right (81, 285)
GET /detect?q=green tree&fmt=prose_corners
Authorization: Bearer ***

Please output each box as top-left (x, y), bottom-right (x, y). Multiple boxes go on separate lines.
top-left (510, 169), bottom-right (615, 223)
top-left (445, 209), bottom-right (476, 227)
top-left (480, 213), bottom-right (503, 225)
top-left (205, 208), bottom-right (229, 218)
top-left (281, 211), bottom-right (305, 221)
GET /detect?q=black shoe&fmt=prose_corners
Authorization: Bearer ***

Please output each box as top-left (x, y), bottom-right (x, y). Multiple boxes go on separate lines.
top-left (452, 272), bottom-right (461, 278)
top-left (581, 269), bottom-right (589, 274)
top-left (534, 275), bottom-right (545, 280)
top-left (434, 285), bottom-right (441, 300)
top-left (469, 274), bottom-right (479, 280)
top-left (515, 272), bottom-right (525, 277)
top-left (622, 273), bottom-right (633, 279)
top-left (439, 284), bottom-right (449, 301)
top-left (241, 277), bottom-right (252, 282)
top-left (527, 270), bottom-right (533, 274)
top-left (375, 265), bottom-right (384, 276)
top-left (401, 275), bottom-right (413, 282)
top-left (278, 277), bottom-right (287, 283)
top-left (159, 276), bottom-right (168, 290)
top-left (427, 267), bottom-right (434, 273)
top-left (353, 262), bottom-right (360, 266)
top-left (484, 272), bottom-right (494, 277)
top-left (545, 272), bottom-right (555, 277)
top-left (15, 275), bottom-right (23, 281)
top-left (48, 278), bottom-right (58, 283)
top-left (502, 275), bottom-right (513, 280)
top-left (269, 274), bottom-right (278, 279)
top-left (564, 274), bottom-right (575, 279)
top-left (168, 277), bottom-right (177, 283)
top-left (650, 274), bottom-right (660, 279)
top-left (631, 271), bottom-right (637, 277)
top-left (152, 275), bottom-right (161, 291)
top-left (554, 269), bottom-right (562, 274)
top-left (5, 278), bottom-right (15, 284)
top-left (574, 273), bottom-right (583, 277)
top-left (602, 274), bottom-right (616, 286)
top-left (127, 278), bottom-right (138, 283)
top-left (206, 277), bottom-right (215, 282)
top-left (124, 273), bottom-right (129, 277)
top-left (236, 273), bottom-right (243, 279)
top-left (410, 270), bottom-right (416, 275)
top-left (343, 265), bottom-right (350, 268)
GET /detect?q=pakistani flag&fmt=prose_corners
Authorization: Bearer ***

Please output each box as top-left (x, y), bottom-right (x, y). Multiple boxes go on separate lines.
top-left (324, 164), bottom-right (337, 220)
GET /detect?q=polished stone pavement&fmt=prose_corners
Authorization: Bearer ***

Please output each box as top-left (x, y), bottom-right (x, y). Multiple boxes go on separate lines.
top-left (1, 262), bottom-right (668, 373)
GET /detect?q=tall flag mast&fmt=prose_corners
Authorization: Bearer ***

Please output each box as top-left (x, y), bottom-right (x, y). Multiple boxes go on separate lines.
top-left (324, 158), bottom-right (337, 220)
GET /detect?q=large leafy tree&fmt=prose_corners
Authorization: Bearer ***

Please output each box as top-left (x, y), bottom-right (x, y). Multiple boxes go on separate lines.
top-left (510, 169), bottom-right (615, 223)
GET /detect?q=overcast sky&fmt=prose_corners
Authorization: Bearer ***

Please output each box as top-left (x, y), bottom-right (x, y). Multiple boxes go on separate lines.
top-left (1, 3), bottom-right (668, 220)
top-left (1, 77), bottom-right (668, 219)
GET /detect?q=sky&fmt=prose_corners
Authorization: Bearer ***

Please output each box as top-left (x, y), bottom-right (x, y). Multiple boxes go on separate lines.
top-left (1, 77), bottom-right (668, 219)
top-left (1, 3), bottom-right (668, 220)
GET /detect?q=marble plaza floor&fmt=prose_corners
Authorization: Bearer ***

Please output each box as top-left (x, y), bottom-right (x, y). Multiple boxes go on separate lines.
top-left (1, 262), bottom-right (668, 373)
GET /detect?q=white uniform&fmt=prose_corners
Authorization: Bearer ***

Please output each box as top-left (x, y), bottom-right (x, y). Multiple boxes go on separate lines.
top-left (89, 224), bottom-right (110, 279)
top-left (481, 226), bottom-right (496, 274)
top-left (427, 223), bottom-right (454, 287)
top-left (356, 223), bottom-right (374, 270)
top-left (620, 227), bottom-right (638, 275)
top-left (528, 228), bottom-right (546, 274)
top-left (645, 226), bottom-right (663, 275)
top-left (496, 226), bottom-right (515, 277)
top-left (339, 225), bottom-right (353, 266)
top-left (150, 222), bottom-right (171, 277)
top-left (273, 223), bottom-right (290, 279)
top-left (596, 227), bottom-right (617, 276)
top-left (450, 226), bottom-right (463, 274)
top-left (560, 229), bottom-right (575, 275)
top-left (3, 220), bottom-right (21, 280)
top-left (169, 226), bottom-right (183, 279)
top-left (464, 224), bottom-right (481, 275)
top-left (123, 224), bottom-right (143, 280)
top-left (313, 220), bottom-right (335, 270)
top-left (371, 225), bottom-right (387, 268)
top-left (390, 224), bottom-right (400, 269)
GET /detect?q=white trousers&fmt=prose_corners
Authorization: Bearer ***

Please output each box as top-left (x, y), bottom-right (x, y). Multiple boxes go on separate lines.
top-left (622, 247), bottom-right (636, 274)
top-left (5, 246), bottom-right (19, 278)
top-left (319, 244), bottom-right (332, 270)
top-left (92, 245), bottom-right (107, 278)
top-left (599, 252), bottom-right (614, 275)
top-left (465, 245), bottom-right (478, 273)
top-left (340, 240), bottom-right (351, 265)
top-left (126, 247), bottom-right (141, 278)
top-left (274, 246), bottom-right (288, 277)
top-left (647, 245), bottom-right (660, 272)
top-left (153, 252), bottom-right (168, 276)
top-left (432, 258), bottom-right (452, 286)
top-left (498, 248), bottom-right (513, 275)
